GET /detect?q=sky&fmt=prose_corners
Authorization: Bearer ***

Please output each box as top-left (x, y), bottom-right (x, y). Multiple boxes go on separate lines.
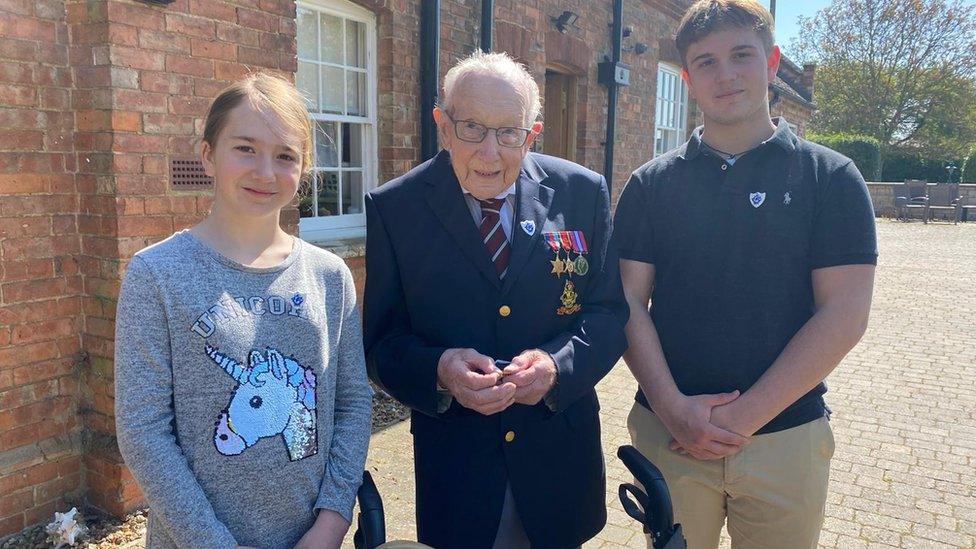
top-left (759, 0), bottom-right (976, 62)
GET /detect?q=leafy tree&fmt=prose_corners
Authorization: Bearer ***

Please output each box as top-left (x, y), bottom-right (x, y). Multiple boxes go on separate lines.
top-left (793, 0), bottom-right (976, 172)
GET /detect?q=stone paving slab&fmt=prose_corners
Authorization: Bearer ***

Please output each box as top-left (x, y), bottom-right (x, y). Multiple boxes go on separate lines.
top-left (350, 220), bottom-right (976, 548)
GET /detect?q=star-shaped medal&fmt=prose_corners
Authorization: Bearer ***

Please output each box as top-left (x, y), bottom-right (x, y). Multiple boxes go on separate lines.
top-left (550, 257), bottom-right (565, 276)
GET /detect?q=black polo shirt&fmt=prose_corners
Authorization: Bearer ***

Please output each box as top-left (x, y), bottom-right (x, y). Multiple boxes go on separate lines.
top-left (613, 119), bottom-right (877, 434)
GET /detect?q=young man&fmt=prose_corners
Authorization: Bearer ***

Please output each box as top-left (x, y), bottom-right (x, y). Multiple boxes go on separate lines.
top-left (613, 2), bottom-right (877, 548)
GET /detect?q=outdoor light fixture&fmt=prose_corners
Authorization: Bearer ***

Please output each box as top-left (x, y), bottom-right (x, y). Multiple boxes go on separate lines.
top-left (552, 10), bottom-right (579, 34)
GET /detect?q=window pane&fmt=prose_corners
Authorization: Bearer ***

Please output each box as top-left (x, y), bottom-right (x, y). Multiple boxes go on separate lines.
top-left (319, 13), bottom-right (342, 64)
top-left (317, 171), bottom-right (339, 217)
top-left (297, 61), bottom-right (319, 110)
top-left (315, 120), bottom-right (338, 167)
top-left (342, 171), bottom-right (363, 214)
top-left (297, 8), bottom-right (317, 60)
top-left (346, 20), bottom-right (366, 68)
top-left (298, 179), bottom-right (314, 218)
top-left (342, 123), bottom-right (363, 167)
top-left (321, 65), bottom-right (343, 114)
top-left (346, 71), bottom-right (366, 116)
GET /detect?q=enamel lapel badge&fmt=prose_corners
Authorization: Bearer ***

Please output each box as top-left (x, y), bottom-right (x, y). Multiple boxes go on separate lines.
top-left (520, 219), bottom-right (536, 236)
top-left (749, 192), bottom-right (766, 208)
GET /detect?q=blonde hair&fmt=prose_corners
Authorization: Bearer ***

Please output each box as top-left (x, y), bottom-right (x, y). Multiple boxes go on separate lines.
top-left (441, 51), bottom-right (541, 125)
top-left (202, 73), bottom-right (314, 180)
top-left (675, 0), bottom-right (775, 68)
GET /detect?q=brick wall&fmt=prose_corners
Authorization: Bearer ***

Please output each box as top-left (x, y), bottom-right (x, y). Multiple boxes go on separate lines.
top-left (770, 94), bottom-right (813, 138)
top-left (867, 182), bottom-right (976, 219)
top-left (0, 0), bottom-right (85, 536)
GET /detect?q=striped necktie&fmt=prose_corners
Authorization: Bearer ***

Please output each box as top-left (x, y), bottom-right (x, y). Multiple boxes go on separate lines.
top-left (478, 198), bottom-right (510, 279)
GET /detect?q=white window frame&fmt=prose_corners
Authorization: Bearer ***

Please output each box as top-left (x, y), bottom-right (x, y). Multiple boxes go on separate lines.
top-left (296, 0), bottom-right (378, 242)
top-left (654, 63), bottom-right (688, 157)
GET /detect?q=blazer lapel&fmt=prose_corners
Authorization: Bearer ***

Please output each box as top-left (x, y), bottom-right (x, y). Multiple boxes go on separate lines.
top-left (502, 155), bottom-right (553, 295)
top-left (424, 151), bottom-right (501, 289)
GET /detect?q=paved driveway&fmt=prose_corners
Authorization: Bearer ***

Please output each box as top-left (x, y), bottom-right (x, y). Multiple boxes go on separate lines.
top-left (357, 219), bottom-right (976, 548)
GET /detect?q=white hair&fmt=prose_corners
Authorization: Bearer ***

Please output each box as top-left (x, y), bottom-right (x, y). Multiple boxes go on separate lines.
top-left (441, 51), bottom-right (541, 125)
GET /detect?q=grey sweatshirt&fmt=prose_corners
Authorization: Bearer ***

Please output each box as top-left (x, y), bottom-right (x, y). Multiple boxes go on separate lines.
top-left (114, 230), bottom-right (372, 549)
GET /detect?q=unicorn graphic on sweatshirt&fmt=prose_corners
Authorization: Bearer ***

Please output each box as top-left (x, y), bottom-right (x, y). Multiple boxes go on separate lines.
top-left (205, 344), bottom-right (318, 461)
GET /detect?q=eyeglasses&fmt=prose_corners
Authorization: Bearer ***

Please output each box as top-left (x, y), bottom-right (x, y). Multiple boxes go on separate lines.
top-left (445, 112), bottom-right (534, 148)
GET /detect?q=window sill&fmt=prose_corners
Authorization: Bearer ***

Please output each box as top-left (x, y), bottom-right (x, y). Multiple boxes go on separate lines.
top-left (306, 235), bottom-right (366, 258)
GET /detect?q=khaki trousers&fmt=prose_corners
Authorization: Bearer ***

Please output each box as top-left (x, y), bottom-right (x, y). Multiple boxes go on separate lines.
top-left (627, 403), bottom-right (834, 549)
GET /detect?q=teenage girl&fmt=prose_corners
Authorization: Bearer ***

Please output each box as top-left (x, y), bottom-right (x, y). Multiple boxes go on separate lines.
top-left (114, 73), bottom-right (372, 549)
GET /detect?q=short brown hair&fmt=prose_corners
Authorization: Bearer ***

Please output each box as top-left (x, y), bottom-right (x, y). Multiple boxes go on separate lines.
top-left (202, 73), bottom-right (314, 180)
top-left (675, 0), bottom-right (775, 67)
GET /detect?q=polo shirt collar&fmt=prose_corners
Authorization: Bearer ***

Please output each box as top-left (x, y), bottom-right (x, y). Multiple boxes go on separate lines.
top-left (679, 117), bottom-right (797, 161)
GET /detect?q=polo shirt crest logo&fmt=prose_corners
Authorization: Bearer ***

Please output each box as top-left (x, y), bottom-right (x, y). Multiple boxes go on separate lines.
top-left (749, 192), bottom-right (766, 208)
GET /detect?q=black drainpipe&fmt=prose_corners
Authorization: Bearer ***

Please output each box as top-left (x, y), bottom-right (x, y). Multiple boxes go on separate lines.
top-left (602, 0), bottom-right (623, 189)
top-left (420, 0), bottom-right (440, 161)
top-left (481, 0), bottom-right (493, 52)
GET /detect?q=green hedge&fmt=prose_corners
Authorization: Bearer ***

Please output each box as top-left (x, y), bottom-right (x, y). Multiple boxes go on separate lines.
top-left (963, 145), bottom-right (976, 182)
top-left (807, 133), bottom-right (882, 180)
top-left (880, 149), bottom-right (966, 183)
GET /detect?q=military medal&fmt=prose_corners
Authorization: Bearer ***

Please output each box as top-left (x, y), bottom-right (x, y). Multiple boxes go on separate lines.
top-left (545, 232), bottom-right (565, 277)
top-left (556, 280), bottom-right (582, 315)
top-left (569, 231), bottom-right (589, 276)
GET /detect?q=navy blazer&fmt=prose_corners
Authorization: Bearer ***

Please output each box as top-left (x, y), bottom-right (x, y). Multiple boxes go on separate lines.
top-left (363, 150), bottom-right (628, 549)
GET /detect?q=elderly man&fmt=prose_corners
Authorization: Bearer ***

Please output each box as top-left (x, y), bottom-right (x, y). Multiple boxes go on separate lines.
top-left (363, 51), bottom-right (628, 549)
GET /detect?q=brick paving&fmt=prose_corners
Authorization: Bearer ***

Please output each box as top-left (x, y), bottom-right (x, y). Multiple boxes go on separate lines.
top-left (353, 220), bottom-right (976, 548)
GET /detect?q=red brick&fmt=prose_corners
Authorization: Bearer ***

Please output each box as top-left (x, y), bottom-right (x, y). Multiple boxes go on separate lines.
top-left (0, 259), bottom-right (54, 282)
top-left (0, 129), bottom-right (45, 151)
top-left (168, 94), bottom-right (211, 116)
top-left (34, 472), bottom-right (81, 504)
top-left (112, 134), bottom-right (169, 153)
top-left (0, 60), bottom-right (33, 85)
top-left (113, 89), bottom-right (168, 113)
top-left (0, 107), bottom-right (41, 130)
top-left (214, 60), bottom-right (250, 81)
top-left (190, 38), bottom-right (237, 61)
top-left (0, 0), bottom-right (32, 16)
top-left (259, 0), bottom-right (296, 17)
top-left (10, 318), bottom-right (76, 345)
top-left (0, 277), bottom-right (70, 304)
top-left (143, 113), bottom-right (196, 135)
top-left (106, 1), bottom-right (165, 30)
top-left (0, 174), bottom-right (51, 194)
top-left (0, 38), bottom-right (36, 63)
top-left (1, 235), bottom-right (79, 261)
top-left (165, 12), bottom-right (215, 39)
top-left (0, 513), bottom-right (25, 538)
top-left (0, 83), bottom-right (36, 107)
top-left (38, 89), bottom-right (70, 112)
top-left (0, 14), bottom-right (56, 41)
top-left (137, 28), bottom-right (190, 54)
top-left (237, 7), bottom-right (277, 31)
top-left (0, 489), bottom-right (31, 518)
top-left (109, 45), bottom-right (165, 71)
top-left (0, 216), bottom-right (51, 238)
top-left (238, 46), bottom-right (278, 68)
top-left (0, 469), bottom-right (31, 499)
top-left (116, 216), bottom-right (174, 237)
top-left (24, 499), bottom-right (61, 527)
top-left (215, 21), bottom-right (260, 47)
top-left (0, 379), bottom-right (59, 409)
top-left (165, 54), bottom-right (214, 78)
top-left (139, 71), bottom-right (194, 95)
top-left (189, 0), bottom-right (236, 22)
top-left (76, 109), bottom-right (111, 131)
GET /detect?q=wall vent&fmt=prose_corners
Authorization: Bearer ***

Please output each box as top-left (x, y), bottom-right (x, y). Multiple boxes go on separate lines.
top-left (169, 157), bottom-right (213, 190)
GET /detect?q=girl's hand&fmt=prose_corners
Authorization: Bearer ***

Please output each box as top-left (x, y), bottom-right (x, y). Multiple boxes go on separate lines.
top-left (293, 509), bottom-right (349, 549)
